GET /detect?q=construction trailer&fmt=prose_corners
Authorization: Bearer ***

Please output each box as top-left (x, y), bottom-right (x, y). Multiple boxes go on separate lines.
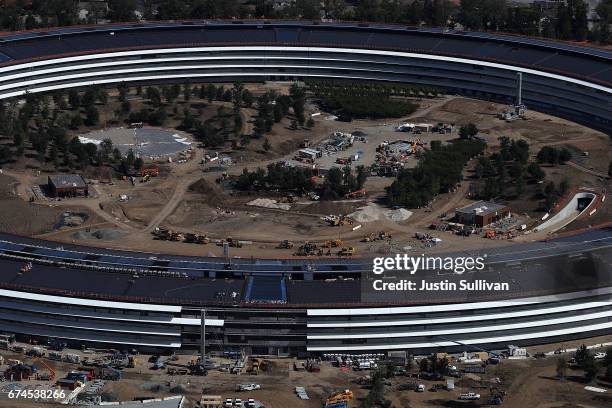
top-left (297, 148), bottom-right (322, 160)
top-left (47, 174), bottom-right (88, 198)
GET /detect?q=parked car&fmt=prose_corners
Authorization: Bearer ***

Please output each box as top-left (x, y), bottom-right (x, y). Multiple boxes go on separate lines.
top-left (237, 383), bottom-right (261, 391)
top-left (594, 352), bottom-right (607, 360)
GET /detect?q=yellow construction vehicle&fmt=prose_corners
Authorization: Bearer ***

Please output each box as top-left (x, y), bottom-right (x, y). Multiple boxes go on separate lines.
top-left (340, 216), bottom-right (354, 225)
top-left (219, 237), bottom-right (243, 248)
top-left (362, 233), bottom-right (375, 242)
top-left (168, 231), bottom-right (183, 242)
top-left (323, 239), bottom-right (343, 248)
top-left (278, 240), bottom-right (294, 249)
top-left (338, 247), bottom-right (356, 256)
top-left (326, 389), bottom-right (354, 405)
top-left (250, 358), bottom-right (260, 375)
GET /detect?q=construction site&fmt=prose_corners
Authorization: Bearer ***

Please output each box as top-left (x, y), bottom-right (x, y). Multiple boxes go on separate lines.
top-left (0, 84), bottom-right (606, 259)
top-left (1, 334), bottom-right (611, 408)
top-left (0, 16), bottom-right (609, 408)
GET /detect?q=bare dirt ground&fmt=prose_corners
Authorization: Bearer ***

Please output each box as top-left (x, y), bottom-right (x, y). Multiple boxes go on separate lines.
top-left (0, 92), bottom-right (608, 257)
top-left (1, 334), bottom-right (610, 408)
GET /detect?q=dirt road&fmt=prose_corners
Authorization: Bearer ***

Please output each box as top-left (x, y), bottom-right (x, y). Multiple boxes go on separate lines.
top-left (567, 160), bottom-right (609, 178)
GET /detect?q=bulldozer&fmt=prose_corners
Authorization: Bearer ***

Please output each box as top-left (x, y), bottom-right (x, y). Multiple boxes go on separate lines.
top-left (340, 216), bottom-right (354, 226)
top-left (338, 247), bottom-right (356, 256)
top-left (152, 227), bottom-right (170, 240)
top-left (326, 389), bottom-right (354, 405)
top-left (168, 231), bottom-right (184, 242)
top-left (278, 240), bottom-right (294, 249)
top-left (185, 233), bottom-right (209, 244)
top-left (363, 231), bottom-right (392, 242)
top-left (323, 239), bottom-right (343, 248)
top-left (226, 237), bottom-right (243, 248)
top-left (295, 242), bottom-right (318, 256)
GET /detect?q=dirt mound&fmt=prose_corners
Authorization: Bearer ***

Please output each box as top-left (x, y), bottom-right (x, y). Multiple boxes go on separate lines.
top-left (350, 203), bottom-right (382, 223)
top-left (384, 208), bottom-right (413, 222)
top-left (189, 178), bottom-right (224, 204)
top-left (350, 203), bottom-right (413, 223)
top-left (247, 198), bottom-right (291, 210)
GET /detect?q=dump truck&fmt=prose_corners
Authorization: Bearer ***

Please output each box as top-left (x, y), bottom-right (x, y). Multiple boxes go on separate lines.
top-left (338, 247), bottom-right (356, 256)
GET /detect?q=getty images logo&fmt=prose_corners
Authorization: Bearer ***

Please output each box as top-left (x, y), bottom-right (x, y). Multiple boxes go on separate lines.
top-left (372, 254), bottom-right (487, 275)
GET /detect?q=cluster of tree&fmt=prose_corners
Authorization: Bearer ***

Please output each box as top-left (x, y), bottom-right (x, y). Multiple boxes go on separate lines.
top-left (388, 138), bottom-right (486, 208)
top-left (473, 136), bottom-right (534, 200)
top-left (541, 178), bottom-right (570, 209)
top-left (249, 83), bottom-right (311, 144)
top-left (233, 162), bottom-right (316, 193)
top-left (232, 162), bottom-right (368, 199)
top-left (557, 345), bottom-right (612, 382)
top-left (323, 165), bottom-right (368, 198)
top-left (0, 90), bottom-right (107, 169)
top-left (0, 0), bottom-right (609, 44)
top-left (360, 367), bottom-right (392, 408)
top-left (537, 146), bottom-right (572, 165)
top-left (311, 82), bottom-right (419, 120)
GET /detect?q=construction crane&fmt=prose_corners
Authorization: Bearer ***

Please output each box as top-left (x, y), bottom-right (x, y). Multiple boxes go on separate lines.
top-left (32, 357), bottom-right (55, 381)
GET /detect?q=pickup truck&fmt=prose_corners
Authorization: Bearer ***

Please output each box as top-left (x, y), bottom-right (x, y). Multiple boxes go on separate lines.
top-left (459, 392), bottom-right (481, 400)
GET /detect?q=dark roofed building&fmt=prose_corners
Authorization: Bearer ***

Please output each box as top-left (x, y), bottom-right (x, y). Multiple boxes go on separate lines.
top-left (455, 201), bottom-right (510, 227)
top-left (47, 174), bottom-right (88, 198)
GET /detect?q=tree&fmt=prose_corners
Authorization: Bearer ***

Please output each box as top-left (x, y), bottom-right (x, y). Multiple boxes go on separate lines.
top-left (306, 116), bottom-right (315, 128)
top-left (68, 90), bottom-right (81, 110)
top-left (0, 145), bottom-right (12, 163)
top-left (133, 157), bottom-right (144, 171)
top-left (609, 159), bottom-right (612, 177)
top-left (459, 123), bottom-right (478, 139)
top-left (559, 147), bottom-right (572, 164)
top-left (146, 86), bottom-right (161, 107)
top-left (81, 88), bottom-right (97, 107)
top-left (100, 138), bottom-right (113, 162)
top-left (121, 100), bottom-right (131, 114)
top-left (575, 344), bottom-right (590, 366)
top-left (85, 106), bottom-right (99, 126)
top-left (527, 162), bottom-right (545, 181)
top-left (242, 89), bottom-right (254, 107)
top-left (263, 138), bottom-right (271, 152)
top-left (183, 81), bottom-right (191, 102)
top-left (70, 112), bottom-right (83, 129)
top-left (582, 356), bottom-right (599, 382)
top-left (108, 0), bottom-right (136, 22)
top-left (556, 356), bottom-right (567, 379)
top-left (559, 178), bottom-right (570, 196)
top-left (537, 146), bottom-right (559, 165)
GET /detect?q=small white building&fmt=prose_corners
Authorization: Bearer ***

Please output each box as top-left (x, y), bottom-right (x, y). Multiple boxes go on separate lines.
top-left (508, 344), bottom-right (527, 357)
